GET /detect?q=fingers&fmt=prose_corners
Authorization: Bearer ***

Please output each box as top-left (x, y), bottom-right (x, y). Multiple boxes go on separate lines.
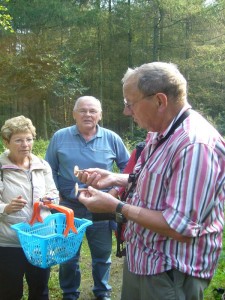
top-left (78, 187), bottom-right (94, 207)
top-left (5, 197), bottom-right (27, 214)
top-left (79, 186), bottom-right (95, 199)
top-left (77, 171), bottom-right (102, 188)
top-left (78, 187), bottom-right (118, 214)
top-left (15, 197), bottom-right (27, 206)
top-left (74, 183), bottom-right (89, 197)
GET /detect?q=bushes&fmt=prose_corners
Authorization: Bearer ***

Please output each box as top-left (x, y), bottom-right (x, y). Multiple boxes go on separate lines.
top-left (32, 139), bottom-right (49, 158)
top-left (0, 140), bottom-right (4, 153)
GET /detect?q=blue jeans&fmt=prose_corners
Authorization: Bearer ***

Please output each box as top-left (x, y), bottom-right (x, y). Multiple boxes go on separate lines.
top-left (59, 200), bottom-right (112, 300)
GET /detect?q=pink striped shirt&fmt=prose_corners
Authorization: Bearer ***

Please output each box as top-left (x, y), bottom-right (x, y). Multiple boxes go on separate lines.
top-left (124, 108), bottom-right (225, 279)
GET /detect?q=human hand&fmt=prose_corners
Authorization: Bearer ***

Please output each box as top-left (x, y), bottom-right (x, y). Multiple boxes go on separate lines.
top-left (78, 186), bottom-right (119, 213)
top-left (77, 168), bottom-right (116, 189)
top-left (4, 195), bottom-right (27, 214)
top-left (40, 193), bottom-right (59, 204)
top-left (108, 188), bottom-right (119, 198)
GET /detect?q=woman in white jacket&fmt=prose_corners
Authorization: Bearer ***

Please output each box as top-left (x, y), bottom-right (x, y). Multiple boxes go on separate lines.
top-left (0, 115), bottom-right (58, 300)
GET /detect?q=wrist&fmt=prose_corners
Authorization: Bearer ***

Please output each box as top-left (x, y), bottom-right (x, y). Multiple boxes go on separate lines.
top-left (115, 201), bottom-right (127, 223)
top-left (115, 174), bottom-right (129, 188)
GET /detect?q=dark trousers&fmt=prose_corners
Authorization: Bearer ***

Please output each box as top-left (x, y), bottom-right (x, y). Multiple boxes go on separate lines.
top-left (0, 247), bottom-right (50, 300)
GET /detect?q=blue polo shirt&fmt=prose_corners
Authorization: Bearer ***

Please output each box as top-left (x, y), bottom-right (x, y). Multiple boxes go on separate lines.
top-left (45, 125), bottom-right (130, 201)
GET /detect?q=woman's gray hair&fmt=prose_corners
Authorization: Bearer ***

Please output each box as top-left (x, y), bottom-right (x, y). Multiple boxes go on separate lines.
top-left (1, 115), bottom-right (36, 141)
top-left (73, 96), bottom-right (102, 112)
top-left (122, 62), bottom-right (187, 103)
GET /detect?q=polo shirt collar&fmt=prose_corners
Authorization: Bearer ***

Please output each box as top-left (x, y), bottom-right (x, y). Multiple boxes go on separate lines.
top-left (74, 124), bottom-right (103, 138)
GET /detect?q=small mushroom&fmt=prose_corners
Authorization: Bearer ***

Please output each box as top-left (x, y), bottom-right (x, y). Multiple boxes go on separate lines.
top-left (74, 165), bottom-right (80, 177)
top-left (75, 183), bottom-right (79, 196)
top-left (74, 183), bottom-right (89, 197)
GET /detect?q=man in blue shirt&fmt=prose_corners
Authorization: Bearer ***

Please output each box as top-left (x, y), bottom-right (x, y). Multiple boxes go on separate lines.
top-left (45, 95), bottom-right (130, 300)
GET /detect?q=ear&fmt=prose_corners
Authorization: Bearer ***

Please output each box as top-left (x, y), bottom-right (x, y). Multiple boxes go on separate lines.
top-left (98, 111), bottom-right (102, 121)
top-left (155, 93), bottom-right (168, 112)
top-left (72, 110), bottom-right (76, 121)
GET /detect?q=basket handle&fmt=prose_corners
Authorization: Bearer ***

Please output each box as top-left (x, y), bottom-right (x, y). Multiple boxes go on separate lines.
top-left (29, 202), bottom-right (77, 236)
top-left (29, 202), bottom-right (43, 224)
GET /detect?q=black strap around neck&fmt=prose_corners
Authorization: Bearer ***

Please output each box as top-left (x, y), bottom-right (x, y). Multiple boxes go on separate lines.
top-left (122, 108), bottom-right (191, 201)
top-left (147, 108), bottom-right (191, 160)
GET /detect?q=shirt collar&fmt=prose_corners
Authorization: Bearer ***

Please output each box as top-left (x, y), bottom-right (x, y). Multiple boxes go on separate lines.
top-left (157, 104), bottom-right (191, 141)
top-left (74, 124), bottom-right (102, 138)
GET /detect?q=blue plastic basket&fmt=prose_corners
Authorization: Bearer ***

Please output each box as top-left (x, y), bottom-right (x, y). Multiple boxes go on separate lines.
top-left (11, 213), bottom-right (92, 269)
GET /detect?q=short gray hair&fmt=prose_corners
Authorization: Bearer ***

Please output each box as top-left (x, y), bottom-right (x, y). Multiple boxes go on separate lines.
top-left (1, 115), bottom-right (36, 141)
top-left (122, 62), bottom-right (187, 103)
top-left (73, 96), bottom-right (102, 112)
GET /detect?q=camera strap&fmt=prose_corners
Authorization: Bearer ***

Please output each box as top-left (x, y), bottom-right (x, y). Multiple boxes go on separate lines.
top-left (116, 108), bottom-right (191, 258)
top-left (122, 108), bottom-right (191, 202)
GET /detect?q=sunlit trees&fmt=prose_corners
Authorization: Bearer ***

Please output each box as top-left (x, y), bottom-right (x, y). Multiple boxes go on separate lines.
top-left (0, 0), bottom-right (224, 138)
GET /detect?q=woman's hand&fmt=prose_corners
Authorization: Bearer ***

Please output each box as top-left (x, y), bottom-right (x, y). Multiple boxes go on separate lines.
top-left (4, 195), bottom-right (27, 214)
top-left (41, 193), bottom-right (59, 204)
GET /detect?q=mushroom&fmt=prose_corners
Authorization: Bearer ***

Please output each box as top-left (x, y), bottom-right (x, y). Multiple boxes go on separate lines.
top-left (74, 183), bottom-right (89, 197)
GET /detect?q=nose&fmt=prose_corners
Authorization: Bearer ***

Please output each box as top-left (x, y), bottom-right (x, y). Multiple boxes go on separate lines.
top-left (21, 140), bottom-right (29, 146)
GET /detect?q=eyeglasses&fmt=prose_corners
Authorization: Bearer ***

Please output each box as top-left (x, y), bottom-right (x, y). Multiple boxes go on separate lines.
top-left (124, 93), bottom-right (156, 110)
top-left (76, 109), bottom-right (100, 116)
top-left (12, 138), bottom-right (34, 145)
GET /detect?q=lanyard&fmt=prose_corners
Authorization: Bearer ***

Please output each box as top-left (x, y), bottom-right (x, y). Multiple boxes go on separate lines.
top-left (122, 108), bottom-right (191, 201)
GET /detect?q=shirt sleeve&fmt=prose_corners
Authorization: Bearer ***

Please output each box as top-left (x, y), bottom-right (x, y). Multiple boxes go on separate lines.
top-left (163, 143), bottom-right (223, 237)
top-left (113, 135), bottom-right (130, 173)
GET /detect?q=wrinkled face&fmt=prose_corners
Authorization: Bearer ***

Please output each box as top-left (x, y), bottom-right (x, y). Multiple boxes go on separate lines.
top-left (73, 98), bottom-right (102, 131)
top-left (123, 78), bottom-right (160, 132)
top-left (4, 132), bottom-right (34, 159)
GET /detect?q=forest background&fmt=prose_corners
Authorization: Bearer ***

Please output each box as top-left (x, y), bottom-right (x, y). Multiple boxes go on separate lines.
top-left (1, 1), bottom-right (225, 299)
top-left (0, 0), bottom-right (225, 144)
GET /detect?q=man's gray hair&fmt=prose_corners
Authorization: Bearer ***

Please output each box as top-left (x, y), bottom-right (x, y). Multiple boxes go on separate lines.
top-left (122, 62), bottom-right (187, 103)
top-left (73, 96), bottom-right (102, 111)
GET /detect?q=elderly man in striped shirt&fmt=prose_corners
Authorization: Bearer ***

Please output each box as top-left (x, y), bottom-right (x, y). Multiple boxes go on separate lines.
top-left (77, 62), bottom-right (225, 300)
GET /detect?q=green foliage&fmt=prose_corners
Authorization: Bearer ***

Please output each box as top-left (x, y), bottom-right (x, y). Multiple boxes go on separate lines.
top-left (0, 0), bottom-right (225, 140)
top-left (32, 139), bottom-right (49, 158)
top-left (0, 0), bottom-right (14, 32)
top-left (123, 127), bottom-right (147, 148)
top-left (0, 139), bottom-right (5, 153)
